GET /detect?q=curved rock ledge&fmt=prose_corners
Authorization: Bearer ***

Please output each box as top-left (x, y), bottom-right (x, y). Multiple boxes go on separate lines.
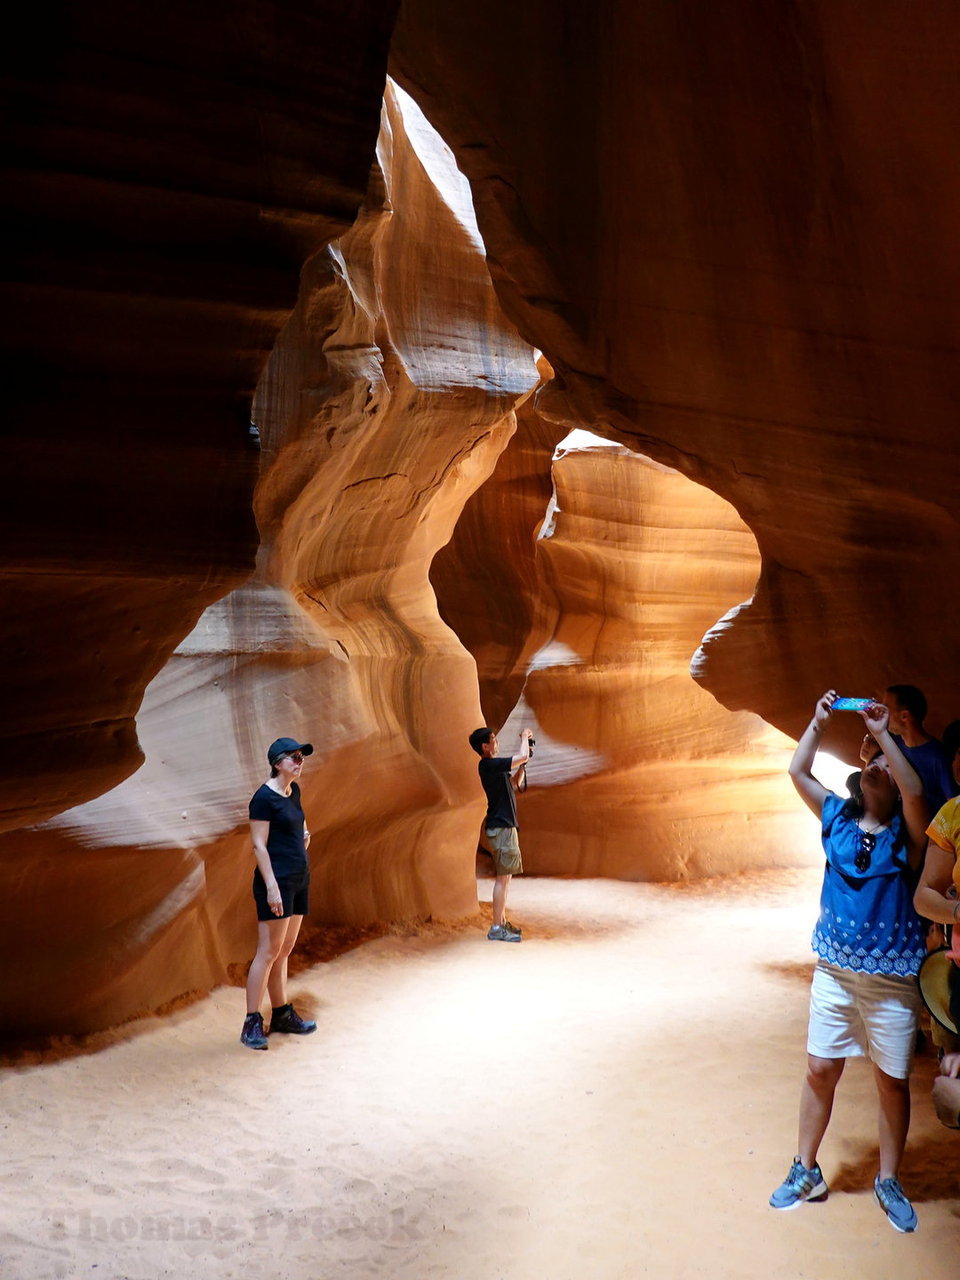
top-left (437, 429), bottom-right (806, 880)
top-left (391, 1), bottom-right (960, 751)
top-left (0, 81), bottom-right (538, 1035)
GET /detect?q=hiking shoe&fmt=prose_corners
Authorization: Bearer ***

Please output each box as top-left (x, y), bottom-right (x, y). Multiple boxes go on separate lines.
top-left (269, 1003), bottom-right (317, 1035)
top-left (487, 924), bottom-right (522, 942)
top-left (502, 919), bottom-right (522, 935)
top-left (874, 1175), bottom-right (917, 1233)
top-left (240, 1012), bottom-right (269, 1050)
top-left (769, 1158), bottom-right (828, 1209)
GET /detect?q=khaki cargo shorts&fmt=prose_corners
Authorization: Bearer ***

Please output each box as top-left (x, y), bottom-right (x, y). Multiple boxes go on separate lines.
top-left (483, 826), bottom-right (523, 876)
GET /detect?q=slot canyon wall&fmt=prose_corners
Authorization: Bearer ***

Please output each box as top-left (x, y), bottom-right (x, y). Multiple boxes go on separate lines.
top-left (2, 0), bottom-right (400, 829)
top-left (391, 0), bottom-right (960, 754)
top-left (3, 2), bottom-right (959, 1035)
top-left (0, 83), bottom-right (539, 1035)
top-left (433, 425), bottom-right (804, 881)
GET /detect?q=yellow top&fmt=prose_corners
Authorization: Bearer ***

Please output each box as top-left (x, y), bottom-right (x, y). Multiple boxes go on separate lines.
top-left (927, 795), bottom-right (960, 895)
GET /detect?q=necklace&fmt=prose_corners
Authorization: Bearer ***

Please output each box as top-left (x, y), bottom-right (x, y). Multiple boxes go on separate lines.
top-left (857, 818), bottom-right (887, 835)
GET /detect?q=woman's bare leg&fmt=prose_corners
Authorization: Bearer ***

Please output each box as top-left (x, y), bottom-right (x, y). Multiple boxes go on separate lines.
top-left (873, 1064), bottom-right (911, 1180)
top-left (798, 1054), bottom-right (845, 1168)
top-left (245, 918), bottom-right (295, 1014)
top-left (266, 915), bottom-right (304, 1008)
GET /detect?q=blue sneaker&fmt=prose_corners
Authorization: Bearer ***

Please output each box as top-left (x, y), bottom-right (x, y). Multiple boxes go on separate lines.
top-left (240, 1012), bottom-right (269, 1050)
top-left (874, 1176), bottom-right (917, 1233)
top-left (769, 1158), bottom-right (828, 1209)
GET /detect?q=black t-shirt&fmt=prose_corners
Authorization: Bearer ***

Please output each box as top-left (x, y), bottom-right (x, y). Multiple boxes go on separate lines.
top-left (478, 756), bottom-right (518, 829)
top-left (248, 782), bottom-right (308, 878)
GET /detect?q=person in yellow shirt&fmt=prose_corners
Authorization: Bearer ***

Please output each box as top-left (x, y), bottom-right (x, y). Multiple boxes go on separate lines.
top-left (914, 724), bottom-right (960, 1067)
top-left (915, 724), bottom-right (960, 939)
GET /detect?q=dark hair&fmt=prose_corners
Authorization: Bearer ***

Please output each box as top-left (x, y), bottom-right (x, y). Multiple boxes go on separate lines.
top-left (886, 684), bottom-right (927, 725)
top-left (839, 793), bottom-right (865, 821)
top-left (469, 727), bottom-right (493, 757)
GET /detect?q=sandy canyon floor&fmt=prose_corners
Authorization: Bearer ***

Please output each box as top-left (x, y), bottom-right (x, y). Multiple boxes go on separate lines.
top-left (1, 871), bottom-right (957, 1280)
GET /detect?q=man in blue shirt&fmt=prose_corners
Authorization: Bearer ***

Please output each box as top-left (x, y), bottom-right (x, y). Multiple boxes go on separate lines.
top-left (882, 684), bottom-right (957, 816)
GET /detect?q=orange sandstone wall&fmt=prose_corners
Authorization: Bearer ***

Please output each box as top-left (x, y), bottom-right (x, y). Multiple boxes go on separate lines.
top-left (6, 4), bottom-right (960, 1036)
top-left (431, 375), bottom-right (563, 731)
top-left (2, 1), bottom-right (400, 828)
top-left (435, 431), bottom-right (807, 880)
top-left (391, 0), bottom-right (960, 760)
top-left (510, 443), bottom-right (807, 880)
top-left (0, 83), bottom-right (538, 1036)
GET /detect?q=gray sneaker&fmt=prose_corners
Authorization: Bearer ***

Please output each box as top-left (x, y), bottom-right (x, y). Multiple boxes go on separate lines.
top-left (487, 924), bottom-right (522, 942)
top-left (874, 1175), bottom-right (917, 1233)
top-left (769, 1157), bottom-right (828, 1209)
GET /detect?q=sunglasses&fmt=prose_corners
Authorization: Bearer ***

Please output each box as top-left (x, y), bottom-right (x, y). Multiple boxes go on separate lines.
top-left (281, 751), bottom-right (305, 764)
top-left (855, 830), bottom-right (876, 874)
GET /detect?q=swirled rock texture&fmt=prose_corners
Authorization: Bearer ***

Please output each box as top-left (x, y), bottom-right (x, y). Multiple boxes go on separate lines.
top-left (431, 373), bottom-right (563, 730)
top-left (0, 82), bottom-right (538, 1035)
top-left (435, 431), bottom-right (803, 879)
top-left (1, 2), bottom-right (398, 829)
top-left (7, 5), bottom-right (960, 1036)
top-left (391, 0), bottom-right (960, 761)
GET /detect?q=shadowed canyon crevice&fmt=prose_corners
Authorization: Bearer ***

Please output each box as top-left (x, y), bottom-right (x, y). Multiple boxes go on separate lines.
top-left (3, 4), bottom-right (958, 1035)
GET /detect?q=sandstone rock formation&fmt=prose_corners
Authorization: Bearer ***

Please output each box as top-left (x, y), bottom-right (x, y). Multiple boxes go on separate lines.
top-left (391, 0), bottom-right (960, 761)
top-left (5, 5), bottom-right (959, 1037)
top-left (2, 2), bottom-right (398, 829)
top-left (431, 371), bottom-right (562, 731)
top-left (435, 426), bottom-right (806, 880)
top-left (0, 81), bottom-right (538, 1035)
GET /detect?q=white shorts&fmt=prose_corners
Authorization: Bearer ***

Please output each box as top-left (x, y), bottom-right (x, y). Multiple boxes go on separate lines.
top-left (807, 960), bottom-right (920, 1079)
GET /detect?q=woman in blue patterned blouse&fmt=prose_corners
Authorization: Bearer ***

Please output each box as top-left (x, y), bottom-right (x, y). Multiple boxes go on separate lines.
top-left (769, 692), bottom-right (927, 1233)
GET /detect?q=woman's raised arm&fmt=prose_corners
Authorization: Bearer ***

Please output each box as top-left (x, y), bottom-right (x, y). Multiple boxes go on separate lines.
top-left (788, 691), bottom-right (835, 817)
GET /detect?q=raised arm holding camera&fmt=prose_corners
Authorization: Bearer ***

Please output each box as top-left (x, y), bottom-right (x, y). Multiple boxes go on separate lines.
top-left (770, 691), bottom-right (928, 1233)
top-left (468, 726), bottom-right (532, 942)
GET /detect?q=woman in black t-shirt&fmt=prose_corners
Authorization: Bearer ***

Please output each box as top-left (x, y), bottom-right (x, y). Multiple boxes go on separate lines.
top-left (240, 736), bottom-right (318, 1050)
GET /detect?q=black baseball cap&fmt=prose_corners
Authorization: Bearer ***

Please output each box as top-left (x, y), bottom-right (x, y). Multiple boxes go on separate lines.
top-left (267, 737), bottom-right (314, 766)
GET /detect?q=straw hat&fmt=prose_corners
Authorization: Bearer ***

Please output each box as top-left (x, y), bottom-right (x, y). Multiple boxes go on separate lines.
top-left (918, 947), bottom-right (960, 1036)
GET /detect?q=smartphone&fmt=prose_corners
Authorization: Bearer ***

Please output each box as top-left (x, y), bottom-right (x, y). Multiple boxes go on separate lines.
top-left (832, 697), bottom-right (872, 711)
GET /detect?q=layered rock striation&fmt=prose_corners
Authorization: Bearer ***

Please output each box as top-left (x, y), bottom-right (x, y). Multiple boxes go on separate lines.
top-left (0, 81), bottom-right (538, 1035)
top-left (2, 2), bottom-right (399, 828)
top-left (436, 429), bottom-right (807, 880)
top-left (391, 1), bottom-right (960, 757)
top-left (7, 5), bottom-right (959, 1036)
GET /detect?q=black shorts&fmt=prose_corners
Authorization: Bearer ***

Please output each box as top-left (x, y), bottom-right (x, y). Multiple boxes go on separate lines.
top-left (252, 868), bottom-right (310, 922)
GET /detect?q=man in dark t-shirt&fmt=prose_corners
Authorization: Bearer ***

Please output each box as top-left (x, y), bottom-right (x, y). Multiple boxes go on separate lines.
top-left (469, 725), bottom-right (533, 941)
top-left (882, 684), bottom-right (958, 816)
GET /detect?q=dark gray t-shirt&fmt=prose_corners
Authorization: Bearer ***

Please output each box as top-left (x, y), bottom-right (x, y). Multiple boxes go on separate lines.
top-left (248, 782), bottom-right (308, 878)
top-left (478, 756), bottom-right (518, 829)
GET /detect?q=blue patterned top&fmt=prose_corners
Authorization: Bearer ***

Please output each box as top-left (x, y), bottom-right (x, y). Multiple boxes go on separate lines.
top-left (811, 793), bottom-right (925, 977)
